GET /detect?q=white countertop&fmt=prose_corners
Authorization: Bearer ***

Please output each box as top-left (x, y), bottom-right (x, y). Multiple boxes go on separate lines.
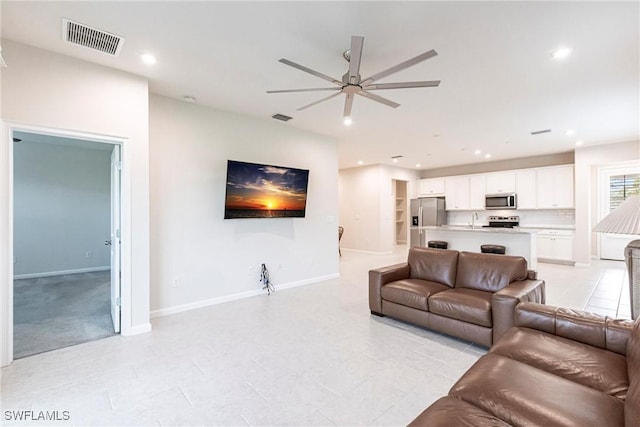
top-left (420, 225), bottom-right (538, 235)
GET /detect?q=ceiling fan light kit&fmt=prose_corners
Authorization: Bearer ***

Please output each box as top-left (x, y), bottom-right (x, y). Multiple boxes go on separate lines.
top-left (267, 36), bottom-right (441, 120)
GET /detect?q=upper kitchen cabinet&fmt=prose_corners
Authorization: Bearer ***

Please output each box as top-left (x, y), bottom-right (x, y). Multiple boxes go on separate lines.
top-left (418, 177), bottom-right (446, 196)
top-left (516, 170), bottom-right (537, 209)
top-left (445, 175), bottom-right (470, 210)
top-left (536, 165), bottom-right (575, 209)
top-left (469, 174), bottom-right (486, 210)
top-left (485, 172), bottom-right (516, 194)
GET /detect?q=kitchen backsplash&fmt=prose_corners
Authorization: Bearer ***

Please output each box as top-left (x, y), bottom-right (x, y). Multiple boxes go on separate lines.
top-left (447, 209), bottom-right (575, 228)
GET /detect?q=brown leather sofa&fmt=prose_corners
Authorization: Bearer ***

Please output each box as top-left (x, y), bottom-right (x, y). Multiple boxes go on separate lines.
top-left (410, 302), bottom-right (639, 427)
top-left (369, 247), bottom-right (545, 347)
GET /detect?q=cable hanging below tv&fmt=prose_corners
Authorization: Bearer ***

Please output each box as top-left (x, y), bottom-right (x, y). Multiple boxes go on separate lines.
top-left (224, 160), bottom-right (309, 219)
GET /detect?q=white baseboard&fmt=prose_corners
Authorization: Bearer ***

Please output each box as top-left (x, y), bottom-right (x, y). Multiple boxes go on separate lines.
top-left (14, 266), bottom-right (110, 280)
top-left (150, 272), bottom-right (340, 319)
top-left (122, 322), bottom-right (152, 336)
top-left (341, 248), bottom-right (393, 255)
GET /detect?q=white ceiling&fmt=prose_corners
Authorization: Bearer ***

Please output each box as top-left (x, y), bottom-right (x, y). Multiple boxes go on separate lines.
top-left (2, 1), bottom-right (638, 170)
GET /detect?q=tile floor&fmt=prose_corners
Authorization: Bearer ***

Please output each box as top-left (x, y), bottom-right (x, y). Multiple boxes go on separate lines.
top-left (0, 247), bottom-right (631, 426)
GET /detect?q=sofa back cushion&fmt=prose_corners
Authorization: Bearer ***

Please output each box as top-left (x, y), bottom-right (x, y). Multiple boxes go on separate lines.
top-left (626, 317), bottom-right (640, 426)
top-left (455, 251), bottom-right (528, 292)
top-left (408, 247), bottom-right (459, 288)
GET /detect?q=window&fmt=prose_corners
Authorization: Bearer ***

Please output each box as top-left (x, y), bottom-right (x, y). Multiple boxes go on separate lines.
top-left (609, 173), bottom-right (640, 212)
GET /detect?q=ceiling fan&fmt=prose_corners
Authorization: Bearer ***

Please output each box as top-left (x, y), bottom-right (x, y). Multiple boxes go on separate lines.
top-left (267, 36), bottom-right (441, 122)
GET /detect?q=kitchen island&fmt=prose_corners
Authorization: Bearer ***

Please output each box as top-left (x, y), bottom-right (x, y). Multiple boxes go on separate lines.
top-left (420, 226), bottom-right (538, 270)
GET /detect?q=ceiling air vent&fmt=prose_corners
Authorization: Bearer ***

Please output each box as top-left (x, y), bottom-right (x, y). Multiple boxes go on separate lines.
top-left (272, 113), bottom-right (293, 122)
top-left (62, 18), bottom-right (124, 56)
top-left (530, 129), bottom-right (552, 135)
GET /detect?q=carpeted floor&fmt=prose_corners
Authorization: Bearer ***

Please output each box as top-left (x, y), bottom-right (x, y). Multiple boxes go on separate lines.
top-left (13, 270), bottom-right (116, 359)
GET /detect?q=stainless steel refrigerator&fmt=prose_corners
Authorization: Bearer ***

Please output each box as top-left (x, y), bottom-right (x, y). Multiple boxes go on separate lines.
top-left (410, 197), bottom-right (446, 247)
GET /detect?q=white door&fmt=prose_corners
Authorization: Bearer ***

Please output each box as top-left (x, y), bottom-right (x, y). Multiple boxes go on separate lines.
top-left (110, 145), bottom-right (121, 333)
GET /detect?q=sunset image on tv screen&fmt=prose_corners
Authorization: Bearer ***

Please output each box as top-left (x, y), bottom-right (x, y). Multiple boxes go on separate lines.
top-left (224, 160), bottom-right (309, 219)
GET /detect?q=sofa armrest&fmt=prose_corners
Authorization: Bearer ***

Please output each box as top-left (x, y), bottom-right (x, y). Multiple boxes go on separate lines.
top-left (515, 302), bottom-right (635, 355)
top-left (369, 263), bottom-right (410, 314)
top-left (491, 279), bottom-right (545, 344)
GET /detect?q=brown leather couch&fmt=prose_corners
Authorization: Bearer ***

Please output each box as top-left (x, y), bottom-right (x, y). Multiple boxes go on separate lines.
top-left (369, 247), bottom-right (545, 347)
top-left (410, 302), bottom-right (639, 427)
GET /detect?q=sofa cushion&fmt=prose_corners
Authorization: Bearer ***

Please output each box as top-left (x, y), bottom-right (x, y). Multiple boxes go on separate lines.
top-left (450, 354), bottom-right (625, 427)
top-left (409, 396), bottom-right (511, 427)
top-left (455, 251), bottom-right (528, 292)
top-left (408, 247), bottom-right (459, 288)
top-left (381, 279), bottom-right (449, 311)
top-left (491, 327), bottom-right (629, 399)
top-left (429, 288), bottom-right (493, 327)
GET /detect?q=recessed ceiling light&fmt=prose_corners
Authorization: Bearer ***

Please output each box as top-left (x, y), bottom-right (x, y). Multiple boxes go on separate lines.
top-left (552, 47), bottom-right (572, 60)
top-left (357, 160), bottom-right (363, 165)
top-left (343, 116), bottom-right (353, 126)
top-left (432, 134), bottom-right (440, 138)
top-left (575, 140), bottom-right (584, 146)
top-left (427, 153), bottom-right (432, 157)
top-left (183, 95), bottom-right (197, 103)
top-left (474, 149), bottom-right (482, 155)
top-left (565, 129), bottom-right (575, 136)
top-left (141, 53), bottom-right (157, 65)
top-left (416, 163), bottom-right (421, 168)
top-left (392, 158), bottom-right (399, 163)
top-left (485, 154), bottom-right (492, 159)
top-left (504, 141), bottom-right (511, 144)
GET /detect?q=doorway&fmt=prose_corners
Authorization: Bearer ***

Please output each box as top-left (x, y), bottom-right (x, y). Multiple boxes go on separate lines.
top-left (12, 131), bottom-right (121, 358)
top-left (598, 164), bottom-right (640, 261)
top-left (393, 180), bottom-right (408, 244)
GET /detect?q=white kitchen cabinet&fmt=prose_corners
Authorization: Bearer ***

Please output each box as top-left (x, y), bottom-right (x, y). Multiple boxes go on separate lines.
top-left (485, 172), bottom-right (516, 194)
top-left (516, 170), bottom-right (537, 209)
top-left (445, 176), bottom-right (470, 210)
top-left (536, 165), bottom-right (574, 209)
top-left (537, 229), bottom-right (574, 262)
top-left (419, 177), bottom-right (446, 196)
top-left (469, 174), bottom-right (486, 210)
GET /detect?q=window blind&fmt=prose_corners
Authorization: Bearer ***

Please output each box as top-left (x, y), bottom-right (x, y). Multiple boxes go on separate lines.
top-left (609, 173), bottom-right (640, 212)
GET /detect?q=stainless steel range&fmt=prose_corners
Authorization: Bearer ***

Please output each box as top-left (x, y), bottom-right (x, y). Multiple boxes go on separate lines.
top-left (483, 216), bottom-right (520, 229)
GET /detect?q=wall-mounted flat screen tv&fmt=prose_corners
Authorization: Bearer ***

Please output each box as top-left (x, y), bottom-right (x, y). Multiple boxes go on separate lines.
top-left (224, 160), bottom-right (310, 219)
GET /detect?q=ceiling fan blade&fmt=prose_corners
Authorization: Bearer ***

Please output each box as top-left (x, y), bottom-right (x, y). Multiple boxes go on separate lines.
top-left (363, 80), bottom-right (441, 90)
top-left (348, 36), bottom-right (365, 84)
top-left (357, 90), bottom-right (400, 108)
top-left (296, 91), bottom-right (343, 111)
top-left (360, 49), bottom-right (438, 86)
top-left (267, 87), bottom-right (342, 94)
top-left (344, 93), bottom-right (355, 117)
top-left (278, 58), bottom-right (343, 86)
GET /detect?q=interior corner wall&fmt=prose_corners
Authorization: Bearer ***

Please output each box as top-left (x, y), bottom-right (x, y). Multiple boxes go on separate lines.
top-left (149, 94), bottom-right (339, 313)
top-left (13, 141), bottom-right (111, 276)
top-left (338, 164), bottom-right (417, 253)
top-left (0, 40), bottom-right (150, 329)
top-left (574, 140), bottom-right (640, 265)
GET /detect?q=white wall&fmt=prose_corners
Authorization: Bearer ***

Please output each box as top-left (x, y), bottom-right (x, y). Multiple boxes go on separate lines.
top-left (13, 140), bottom-right (110, 276)
top-left (339, 164), bottom-right (417, 253)
top-left (149, 95), bottom-right (339, 314)
top-left (574, 140), bottom-right (640, 265)
top-left (1, 40), bottom-right (150, 332)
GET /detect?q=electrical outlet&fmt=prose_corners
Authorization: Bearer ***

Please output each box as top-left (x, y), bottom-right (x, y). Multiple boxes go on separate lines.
top-left (85, 251), bottom-right (92, 258)
top-left (171, 278), bottom-right (180, 288)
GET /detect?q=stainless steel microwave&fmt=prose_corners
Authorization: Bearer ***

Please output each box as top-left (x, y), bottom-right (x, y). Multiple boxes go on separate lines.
top-left (485, 193), bottom-right (517, 210)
